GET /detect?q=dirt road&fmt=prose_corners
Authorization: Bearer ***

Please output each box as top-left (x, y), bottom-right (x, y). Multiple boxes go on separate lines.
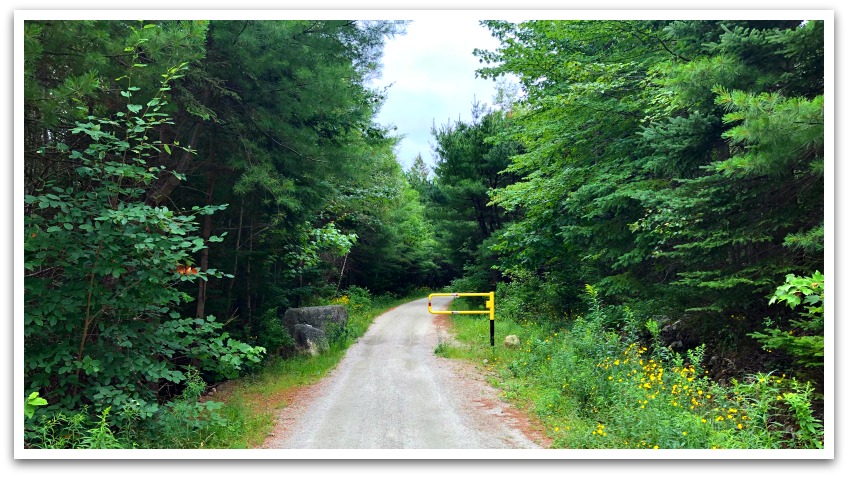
top-left (261, 296), bottom-right (545, 449)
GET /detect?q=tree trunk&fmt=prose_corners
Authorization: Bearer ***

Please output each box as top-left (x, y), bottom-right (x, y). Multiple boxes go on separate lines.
top-left (226, 200), bottom-right (244, 310)
top-left (196, 170), bottom-right (217, 318)
top-left (145, 86), bottom-right (211, 206)
top-left (246, 216), bottom-right (254, 324)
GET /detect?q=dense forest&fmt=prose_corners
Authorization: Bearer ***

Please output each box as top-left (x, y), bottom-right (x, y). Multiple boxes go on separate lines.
top-left (22, 19), bottom-right (825, 449)
top-left (433, 19), bottom-right (824, 380)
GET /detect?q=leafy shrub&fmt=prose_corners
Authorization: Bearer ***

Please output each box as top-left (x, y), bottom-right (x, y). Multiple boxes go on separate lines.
top-left (256, 307), bottom-right (296, 358)
top-left (749, 271), bottom-right (824, 368)
top-left (23, 64), bottom-right (264, 441)
top-left (324, 321), bottom-right (349, 350)
top-left (345, 285), bottom-right (372, 310)
top-left (143, 368), bottom-right (231, 449)
top-left (24, 392), bottom-right (47, 420)
top-left (25, 403), bottom-right (130, 449)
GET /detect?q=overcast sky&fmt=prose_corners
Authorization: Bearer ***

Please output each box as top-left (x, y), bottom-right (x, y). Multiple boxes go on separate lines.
top-left (369, 18), bottom-right (505, 171)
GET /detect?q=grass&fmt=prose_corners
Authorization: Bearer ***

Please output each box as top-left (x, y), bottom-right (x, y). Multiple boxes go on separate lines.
top-left (434, 294), bottom-right (824, 450)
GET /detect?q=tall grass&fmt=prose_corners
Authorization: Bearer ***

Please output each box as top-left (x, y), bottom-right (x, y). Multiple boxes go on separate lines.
top-left (439, 283), bottom-right (823, 449)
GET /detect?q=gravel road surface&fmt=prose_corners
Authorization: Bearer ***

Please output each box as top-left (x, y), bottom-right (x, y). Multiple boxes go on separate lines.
top-left (261, 296), bottom-right (544, 449)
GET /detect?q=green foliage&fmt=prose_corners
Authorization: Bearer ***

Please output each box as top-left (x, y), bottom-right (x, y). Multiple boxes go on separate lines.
top-left (425, 105), bottom-right (523, 289)
top-left (24, 70), bottom-right (263, 434)
top-left (78, 407), bottom-right (124, 449)
top-left (256, 307), bottom-right (296, 357)
top-left (749, 271), bottom-right (824, 368)
top-left (466, 19), bottom-right (825, 389)
top-left (25, 406), bottom-right (128, 449)
top-left (781, 382), bottom-right (824, 448)
top-left (769, 271), bottom-right (824, 311)
top-left (344, 285), bottom-right (373, 312)
top-left (144, 368), bottom-right (229, 449)
top-left (713, 87), bottom-right (823, 177)
top-left (25, 392), bottom-right (48, 420)
top-left (24, 368), bottom-right (247, 449)
top-left (443, 284), bottom-right (824, 449)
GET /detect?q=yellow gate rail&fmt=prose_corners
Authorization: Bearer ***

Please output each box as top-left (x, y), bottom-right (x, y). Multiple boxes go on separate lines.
top-left (428, 292), bottom-right (495, 346)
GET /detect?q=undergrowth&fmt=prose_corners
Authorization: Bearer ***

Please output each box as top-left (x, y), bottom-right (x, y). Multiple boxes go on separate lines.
top-left (24, 287), bottom-right (428, 449)
top-left (439, 283), bottom-right (824, 450)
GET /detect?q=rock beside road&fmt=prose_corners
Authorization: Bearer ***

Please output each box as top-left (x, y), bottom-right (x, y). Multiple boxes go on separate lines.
top-left (282, 305), bottom-right (348, 332)
top-left (282, 305), bottom-right (348, 355)
top-left (504, 334), bottom-right (521, 348)
top-left (294, 323), bottom-right (329, 356)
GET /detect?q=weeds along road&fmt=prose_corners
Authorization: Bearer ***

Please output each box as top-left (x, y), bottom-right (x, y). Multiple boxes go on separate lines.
top-left (261, 296), bottom-right (543, 449)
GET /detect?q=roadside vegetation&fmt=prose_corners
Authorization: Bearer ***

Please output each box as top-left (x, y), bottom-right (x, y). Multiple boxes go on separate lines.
top-left (440, 277), bottom-right (823, 449)
top-left (25, 287), bottom-right (424, 449)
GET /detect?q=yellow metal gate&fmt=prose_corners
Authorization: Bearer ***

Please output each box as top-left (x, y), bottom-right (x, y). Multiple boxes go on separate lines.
top-left (427, 292), bottom-right (495, 346)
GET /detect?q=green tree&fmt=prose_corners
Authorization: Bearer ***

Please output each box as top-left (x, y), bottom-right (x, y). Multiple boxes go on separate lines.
top-left (475, 19), bottom-right (824, 377)
top-left (428, 104), bottom-right (522, 290)
top-left (405, 153), bottom-right (432, 193)
top-left (24, 65), bottom-right (264, 423)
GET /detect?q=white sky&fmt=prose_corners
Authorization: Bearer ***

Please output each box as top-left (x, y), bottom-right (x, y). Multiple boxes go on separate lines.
top-left (370, 18), bottom-right (505, 170)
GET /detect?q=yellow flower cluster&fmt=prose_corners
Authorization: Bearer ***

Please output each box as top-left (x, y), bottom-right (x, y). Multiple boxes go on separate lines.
top-left (708, 404), bottom-right (748, 429)
top-left (591, 422), bottom-right (607, 437)
top-left (331, 295), bottom-right (350, 305)
top-left (591, 341), bottom-right (759, 447)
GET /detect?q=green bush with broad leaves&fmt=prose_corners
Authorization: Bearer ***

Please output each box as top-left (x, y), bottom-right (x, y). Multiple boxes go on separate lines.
top-left (25, 392), bottom-right (47, 420)
top-left (749, 271), bottom-right (824, 368)
top-left (23, 62), bottom-right (264, 436)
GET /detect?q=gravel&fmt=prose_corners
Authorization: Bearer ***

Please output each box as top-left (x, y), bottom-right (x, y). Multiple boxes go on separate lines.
top-left (261, 296), bottom-right (544, 449)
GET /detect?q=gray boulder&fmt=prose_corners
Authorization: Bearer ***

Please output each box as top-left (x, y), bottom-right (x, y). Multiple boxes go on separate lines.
top-left (282, 305), bottom-right (348, 355)
top-left (293, 323), bottom-right (329, 356)
top-left (503, 335), bottom-right (521, 348)
top-left (282, 305), bottom-right (348, 335)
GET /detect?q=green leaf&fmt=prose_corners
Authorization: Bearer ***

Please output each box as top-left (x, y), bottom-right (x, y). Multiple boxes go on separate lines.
top-left (25, 392), bottom-right (48, 419)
